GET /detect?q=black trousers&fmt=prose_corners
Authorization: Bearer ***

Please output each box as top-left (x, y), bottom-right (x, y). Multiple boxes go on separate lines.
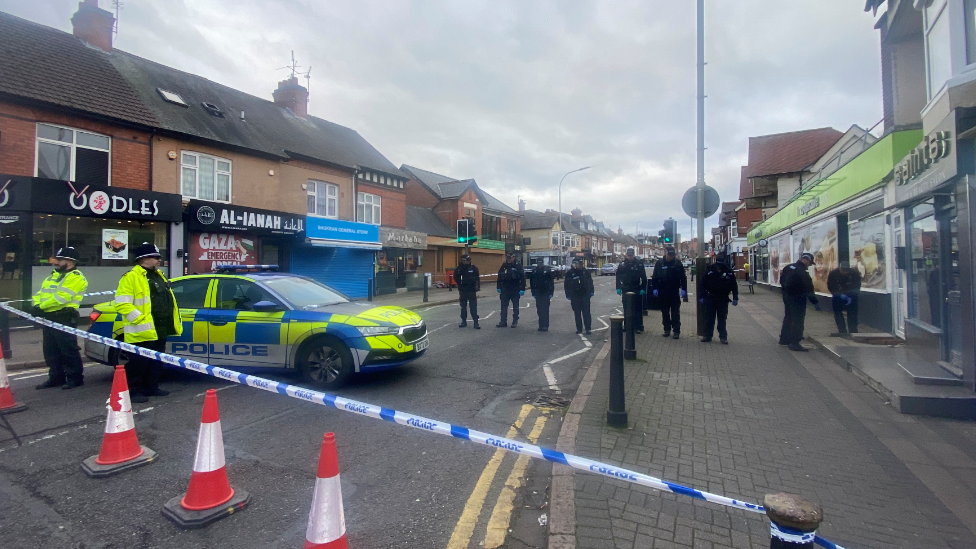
top-left (459, 290), bottom-right (479, 321)
top-left (125, 336), bottom-right (167, 395)
top-left (499, 291), bottom-right (521, 324)
top-left (660, 293), bottom-right (681, 333)
top-left (535, 296), bottom-right (551, 329)
top-left (571, 297), bottom-right (592, 332)
top-left (621, 291), bottom-right (644, 331)
top-left (831, 294), bottom-right (859, 333)
top-left (703, 295), bottom-right (729, 340)
top-left (42, 313), bottom-right (84, 384)
top-left (780, 295), bottom-right (808, 345)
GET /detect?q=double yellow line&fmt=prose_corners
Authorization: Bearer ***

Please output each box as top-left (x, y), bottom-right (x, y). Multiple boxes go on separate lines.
top-left (446, 404), bottom-right (548, 549)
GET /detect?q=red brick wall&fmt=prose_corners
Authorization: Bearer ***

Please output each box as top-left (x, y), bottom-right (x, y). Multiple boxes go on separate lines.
top-left (358, 180), bottom-right (406, 229)
top-left (0, 101), bottom-right (151, 190)
top-left (404, 179), bottom-right (440, 208)
top-left (736, 207), bottom-right (764, 236)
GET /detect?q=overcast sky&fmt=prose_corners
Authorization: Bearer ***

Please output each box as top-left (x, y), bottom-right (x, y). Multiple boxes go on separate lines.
top-left (4, 0), bottom-right (883, 240)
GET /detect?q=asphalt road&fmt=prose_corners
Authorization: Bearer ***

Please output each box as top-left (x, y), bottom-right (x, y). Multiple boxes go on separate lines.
top-left (0, 275), bottom-right (626, 549)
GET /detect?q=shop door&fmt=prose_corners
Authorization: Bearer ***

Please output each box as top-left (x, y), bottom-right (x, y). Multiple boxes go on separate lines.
top-left (396, 254), bottom-right (406, 288)
top-left (209, 278), bottom-right (289, 367)
top-left (0, 222), bottom-right (27, 302)
top-left (892, 212), bottom-right (907, 339)
top-left (944, 215), bottom-right (962, 367)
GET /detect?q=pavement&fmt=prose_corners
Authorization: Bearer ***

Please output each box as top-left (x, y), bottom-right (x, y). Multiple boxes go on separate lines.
top-left (549, 284), bottom-right (976, 548)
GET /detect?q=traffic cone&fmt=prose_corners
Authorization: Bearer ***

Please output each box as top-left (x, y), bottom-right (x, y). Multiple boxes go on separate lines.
top-left (0, 342), bottom-right (26, 414)
top-left (162, 389), bottom-right (249, 529)
top-left (82, 365), bottom-right (156, 477)
top-left (304, 433), bottom-right (348, 549)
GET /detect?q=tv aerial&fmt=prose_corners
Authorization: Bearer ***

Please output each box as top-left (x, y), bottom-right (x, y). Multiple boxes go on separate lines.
top-left (278, 50), bottom-right (312, 97)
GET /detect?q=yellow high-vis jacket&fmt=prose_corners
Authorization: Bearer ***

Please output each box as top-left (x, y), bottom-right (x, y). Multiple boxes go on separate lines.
top-left (32, 269), bottom-right (88, 313)
top-left (114, 265), bottom-right (183, 343)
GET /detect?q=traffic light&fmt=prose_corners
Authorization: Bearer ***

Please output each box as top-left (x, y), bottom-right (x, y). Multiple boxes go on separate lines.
top-left (661, 218), bottom-right (675, 244)
top-left (457, 218), bottom-right (477, 244)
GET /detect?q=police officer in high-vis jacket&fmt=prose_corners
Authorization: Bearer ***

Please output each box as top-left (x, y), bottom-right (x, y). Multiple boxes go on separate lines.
top-left (116, 243), bottom-right (183, 403)
top-left (33, 246), bottom-right (88, 390)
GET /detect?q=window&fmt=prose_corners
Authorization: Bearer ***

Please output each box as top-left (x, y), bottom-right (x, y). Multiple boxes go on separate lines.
top-left (307, 181), bottom-right (338, 218)
top-left (967, 0), bottom-right (976, 64)
top-left (35, 123), bottom-right (111, 186)
top-left (358, 192), bottom-right (381, 225)
top-left (215, 279), bottom-right (280, 311)
top-left (156, 88), bottom-right (187, 107)
top-left (181, 152), bottom-right (231, 202)
top-left (170, 278), bottom-right (212, 309)
top-left (924, 0), bottom-right (952, 98)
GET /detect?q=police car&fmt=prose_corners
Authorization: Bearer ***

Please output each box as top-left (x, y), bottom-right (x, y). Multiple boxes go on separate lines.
top-left (84, 267), bottom-right (429, 388)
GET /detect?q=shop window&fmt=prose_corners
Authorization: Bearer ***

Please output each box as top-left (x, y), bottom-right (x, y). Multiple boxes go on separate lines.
top-left (357, 192), bottom-right (381, 225)
top-left (170, 277), bottom-right (212, 309)
top-left (307, 181), bottom-right (338, 218)
top-left (909, 214), bottom-right (941, 327)
top-left (181, 152), bottom-right (231, 203)
top-left (35, 123), bottom-right (110, 186)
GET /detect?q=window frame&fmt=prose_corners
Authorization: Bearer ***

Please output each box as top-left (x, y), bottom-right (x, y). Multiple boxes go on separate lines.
top-left (357, 191), bottom-right (382, 225)
top-left (34, 122), bottom-right (112, 185)
top-left (181, 151), bottom-right (232, 203)
top-left (307, 180), bottom-right (339, 218)
top-left (924, 0), bottom-right (952, 99)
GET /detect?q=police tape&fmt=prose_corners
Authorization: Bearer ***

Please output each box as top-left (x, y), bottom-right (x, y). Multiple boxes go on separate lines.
top-left (1, 300), bottom-right (847, 549)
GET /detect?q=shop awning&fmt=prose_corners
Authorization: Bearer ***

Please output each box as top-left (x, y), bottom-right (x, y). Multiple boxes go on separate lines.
top-left (307, 238), bottom-right (382, 251)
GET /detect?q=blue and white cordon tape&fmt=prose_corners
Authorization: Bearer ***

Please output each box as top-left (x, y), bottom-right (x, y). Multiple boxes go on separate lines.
top-left (2, 294), bottom-right (847, 549)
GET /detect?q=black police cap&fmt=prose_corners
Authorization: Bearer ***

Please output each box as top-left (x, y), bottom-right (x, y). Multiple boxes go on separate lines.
top-left (55, 246), bottom-right (79, 261)
top-left (133, 242), bottom-right (162, 261)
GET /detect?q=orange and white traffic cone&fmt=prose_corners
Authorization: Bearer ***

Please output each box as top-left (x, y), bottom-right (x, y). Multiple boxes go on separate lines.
top-left (0, 342), bottom-right (26, 414)
top-left (163, 389), bottom-right (249, 529)
top-left (304, 433), bottom-right (349, 549)
top-left (82, 365), bottom-right (156, 477)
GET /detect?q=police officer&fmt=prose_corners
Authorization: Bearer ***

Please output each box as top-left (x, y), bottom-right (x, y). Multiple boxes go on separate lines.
top-left (496, 252), bottom-right (525, 328)
top-left (779, 252), bottom-right (820, 352)
top-left (33, 246), bottom-right (88, 390)
top-left (827, 261), bottom-right (861, 335)
top-left (615, 249), bottom-right (647, 333)
top-left (565, 258), bottom-right (594, 334)
top-left (454, 254), bottom-right (481, 329)
top-left (116, 243), bottom-right (183, 403)
top-left (699, 252), bottom-right (739, 344)
top-left (529, 262), bottom-right (554, 332)
top-left (651, 246), bottom-right (687, 339)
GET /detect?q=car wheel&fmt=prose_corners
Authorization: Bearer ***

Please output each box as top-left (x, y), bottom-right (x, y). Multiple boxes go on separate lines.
top-left (298, 337), bottom-right (354, 389)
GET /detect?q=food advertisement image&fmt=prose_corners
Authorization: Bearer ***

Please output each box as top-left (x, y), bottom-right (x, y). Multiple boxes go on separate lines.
top-left (770, 234), bottom-right (791, 286)
top-left (793, 218), bottom-right (838, 294)
top-left (849, 215), bottom-right (887, 291)
top-left (102, 228), bottom-right (128, 260)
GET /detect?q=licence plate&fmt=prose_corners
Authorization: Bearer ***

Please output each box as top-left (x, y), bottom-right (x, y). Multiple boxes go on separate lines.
top-left (414, 338), bottom-right (429, 352)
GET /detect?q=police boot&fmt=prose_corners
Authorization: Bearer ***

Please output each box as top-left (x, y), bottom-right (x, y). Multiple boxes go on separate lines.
top-left (473, 320), bottom-right (481, 329)
top-left (511, 319), bottom-right (518, 328)
top-left (459, 319), bottom-right (468, 328)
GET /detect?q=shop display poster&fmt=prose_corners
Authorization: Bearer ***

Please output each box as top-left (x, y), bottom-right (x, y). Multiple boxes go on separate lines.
top-left (102, 229), bottom-right (128, 260)
top-left (793, 218), bottom-right (838, 294)
top-left (849, 215), bottom-right (887, 291)
top-left (190, 233), bottom-right (258, 273)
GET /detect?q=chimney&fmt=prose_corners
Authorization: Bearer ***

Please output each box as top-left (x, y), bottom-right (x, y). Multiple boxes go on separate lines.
top-left (571, 208), bottom-right (582, 219)
top-left (518, 199), bottom-right (525, 212)
top-left (72, 0), bottom-right (115, 52)
top-left (617, 227), bottom-right (623, 235)
top-left (273, 76), bottom-right (309, 118)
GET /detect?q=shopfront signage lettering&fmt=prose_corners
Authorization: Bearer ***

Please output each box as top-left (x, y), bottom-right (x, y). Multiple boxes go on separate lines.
top-left (379, 227), bottom-right (427, 249)
top-left (306, 216), bottom-right (380, 244)
top-left (895, 131), bottom-right (952, 186)
top-left (798, 196), bottom-right (820, 216)
top-left (0, 176), bottom-right (183, 221)
top-left (190, 233), bottom-right (257, 273)
top-left (895, 115), bottom-right (960, 205)
top-left (186, 201), bottom-right (305, 236)
top-left (70, 190), bottom-right (160, 217)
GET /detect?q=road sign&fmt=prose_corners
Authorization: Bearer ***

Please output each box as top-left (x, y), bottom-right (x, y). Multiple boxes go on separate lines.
top-left (681, 185), bottom-right (720, 218)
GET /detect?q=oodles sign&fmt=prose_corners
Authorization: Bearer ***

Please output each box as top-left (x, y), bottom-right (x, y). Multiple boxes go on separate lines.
top-left (0, 176), bottom-right (183, 221)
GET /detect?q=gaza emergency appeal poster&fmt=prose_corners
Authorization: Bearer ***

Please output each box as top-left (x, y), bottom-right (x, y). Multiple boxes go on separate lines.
top-left (190, 233), bottom-right (259, 273)
top-left (793, 218), bottom-right (838, 294)
top-left (102, 229), bottom-right (128, 260)
top-left (849, 215), bottom-right (887, 291)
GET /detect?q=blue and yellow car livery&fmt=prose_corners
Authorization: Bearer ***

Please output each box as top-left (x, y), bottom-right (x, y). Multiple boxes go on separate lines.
top-left (84, 271), bottom-right (428, 388)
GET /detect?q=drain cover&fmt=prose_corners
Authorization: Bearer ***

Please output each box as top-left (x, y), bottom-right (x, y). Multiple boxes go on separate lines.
top-left (533, 394), bottom-right (570, 409)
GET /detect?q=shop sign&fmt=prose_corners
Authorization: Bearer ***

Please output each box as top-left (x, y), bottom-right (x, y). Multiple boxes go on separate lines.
top-left (189, 232), bottom-right (258, 273)
top-left (798, 196), bottom-right (820, 216)
top-left (895, 115), bottom-right (957, 205)
top-left (306, 216), bottom-right (379, 244)
top-left (186, 201), bottom-right (305, 237)
top-left (477, 239), bottom-right (506, 250)
top-left (379, 227), bottom-right (427, 249)
top-left (0, 175), bottom-right (183, 221)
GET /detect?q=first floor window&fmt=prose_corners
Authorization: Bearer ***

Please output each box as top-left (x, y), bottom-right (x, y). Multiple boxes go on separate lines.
top-left (358, 192), bottom-right (381, 225)
top-left (308, 181), bottom-right (338, 217)
top-left (182, 152), bottom-right (231, 202)
top-left (36, 123), bottom-right (111, 185)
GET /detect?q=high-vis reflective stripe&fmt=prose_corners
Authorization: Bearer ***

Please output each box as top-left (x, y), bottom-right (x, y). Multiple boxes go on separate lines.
top-left (132, 296), bottom-right (149, 306)
top-left (104, 390), bottom-right (135, 434)
top-left (306, 475), bottom-right (346, 544)
top-left (123, 322), bottom-right (153, 333)
top-left (115, 295), bottom-right (134, 304)
top-left (124, 310), bottom-right (142, 323)
top-left (192, 421), bottom-right (227, 473)
top-left (32, 270), bottom-right (88, 312)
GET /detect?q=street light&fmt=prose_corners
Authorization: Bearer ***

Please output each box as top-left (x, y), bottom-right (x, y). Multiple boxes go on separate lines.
top-left (558, 166), bottom-right (590, 267)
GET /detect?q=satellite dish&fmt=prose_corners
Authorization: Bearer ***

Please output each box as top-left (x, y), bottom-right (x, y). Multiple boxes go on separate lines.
top-left (681, 186), bottom-right (720, 218)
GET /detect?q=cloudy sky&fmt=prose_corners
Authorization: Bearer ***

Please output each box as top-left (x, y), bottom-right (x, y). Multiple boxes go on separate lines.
top-left (4, 0), bottom-right (883, 240)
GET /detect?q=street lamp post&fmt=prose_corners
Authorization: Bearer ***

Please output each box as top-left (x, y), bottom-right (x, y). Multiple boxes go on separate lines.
top-left (558, 166), bottom-right (590, 267)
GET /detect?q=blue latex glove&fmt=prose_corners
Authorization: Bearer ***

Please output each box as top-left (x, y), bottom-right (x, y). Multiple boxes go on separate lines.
top-left (840, 293), bottom-right (849, 301)
top-left (590, 293), bottom-right (594, 297)
top-left (519, 290), bottom-right (525, 296)
top-left (549, 295), bottom-right (553, 299)
top-left (732, 299), bottom-right (738, 306)
top-left (652, 289), bottom-right (658, 297)
top-left (639, 289), bottom-right (646, 296)
top-left (845, 297), bottom-right (853, 306)
top-left (497, 288), bottom-right (502, 294)
top-left (698, 298), bottom-right (705, 304)
top-left (680, 290), bottom-right (687, 299)
top-left (814, 303), bottom-right (822, 312)
top-left (616, 289), bottom-right (622, 295)
top-left (567, 296), bottom-right (571, 300)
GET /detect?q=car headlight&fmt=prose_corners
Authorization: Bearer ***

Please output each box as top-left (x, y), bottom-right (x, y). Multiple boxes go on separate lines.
top-left (357, 326), bottom-right (400, 336)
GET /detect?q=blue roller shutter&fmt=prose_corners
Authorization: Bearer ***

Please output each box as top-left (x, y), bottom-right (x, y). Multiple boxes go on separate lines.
top-left (290, 245), bottom-right (374, 299)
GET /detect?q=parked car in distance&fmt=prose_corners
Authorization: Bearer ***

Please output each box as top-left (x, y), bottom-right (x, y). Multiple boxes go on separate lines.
top-left (600, 264), bottom-right (617, 276)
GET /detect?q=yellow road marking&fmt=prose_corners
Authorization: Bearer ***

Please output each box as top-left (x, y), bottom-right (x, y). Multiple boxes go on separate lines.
top-left (484, 414), bottom-right (548, 548)
top-left (446, 404), bottom-right (533, 549)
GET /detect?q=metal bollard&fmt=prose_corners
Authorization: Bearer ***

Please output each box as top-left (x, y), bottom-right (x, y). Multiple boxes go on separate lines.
top-left (623, 292), bottom-right (636, 360)
top-left (764, 493), bottom-right (823, 548)
top-left (607, 315), bottom-right (628, 428)
top-left (367, 279), bottom-right (373, 302)
top-left (423, 274), bottom-right (429, 303)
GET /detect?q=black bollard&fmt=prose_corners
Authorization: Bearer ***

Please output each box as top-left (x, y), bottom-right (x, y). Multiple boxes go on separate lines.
top-left (0, 308), bottom-right (9, 361)
top-left (623, 292), bottom-right (636, 360)
top-left (423, 274), bottom-right (429, 303)
top-left (764, 493), bottom-right (823, 548)
top-left (607, 315), bottom-right (628, 428)
top-left (367, 278), bottom-right (373, 302)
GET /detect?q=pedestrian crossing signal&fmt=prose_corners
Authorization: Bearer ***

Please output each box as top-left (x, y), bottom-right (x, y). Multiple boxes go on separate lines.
top-left (661, 219), bottom-right (674, 243)
top-left (457, 218), bottom-right (477, 244)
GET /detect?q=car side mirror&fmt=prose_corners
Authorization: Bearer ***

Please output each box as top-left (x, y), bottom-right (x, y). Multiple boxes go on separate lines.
top-left (252, 300), bottom-right (280, 313)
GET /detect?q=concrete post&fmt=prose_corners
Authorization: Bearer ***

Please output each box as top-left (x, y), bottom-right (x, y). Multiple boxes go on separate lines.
top-left (607, 315), bottom-right (628, 427)
top-left (764, 492), bottom-right (823, 548)
top-left (623, 292), bottom-right (636, 360)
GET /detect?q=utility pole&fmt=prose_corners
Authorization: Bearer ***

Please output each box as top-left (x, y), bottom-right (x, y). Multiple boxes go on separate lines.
top-left (695, 0), bottom-right (707, 336)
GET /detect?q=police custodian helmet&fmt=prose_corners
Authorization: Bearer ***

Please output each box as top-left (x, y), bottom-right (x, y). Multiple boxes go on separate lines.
top-left (55, 246), bottom-right (79, 261)
top-left (132, 242), bottom-right (162, 261)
